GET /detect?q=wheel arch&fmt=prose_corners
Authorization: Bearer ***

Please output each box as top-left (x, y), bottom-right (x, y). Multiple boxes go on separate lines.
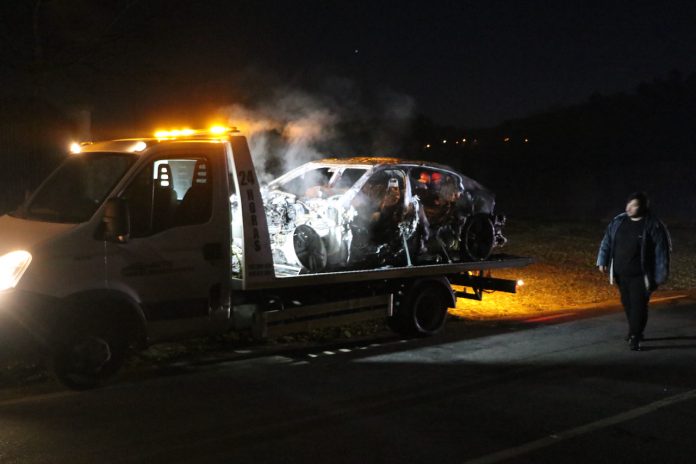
top-left (409, 276), bottom-right (456, 307)
top-left (58, 289), bottom-right (149, 347)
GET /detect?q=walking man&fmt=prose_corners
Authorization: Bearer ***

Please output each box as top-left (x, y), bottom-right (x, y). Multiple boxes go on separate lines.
top-left (596, 192), bottom-right (671, 351)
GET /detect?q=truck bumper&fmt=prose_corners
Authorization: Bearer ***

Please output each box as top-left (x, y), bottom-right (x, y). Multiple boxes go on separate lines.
top-left (0, 290), bottom-right (56, 359)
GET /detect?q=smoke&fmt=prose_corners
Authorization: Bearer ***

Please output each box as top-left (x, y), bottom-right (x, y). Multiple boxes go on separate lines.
top-left (219, 81), bottom-right (416, 183)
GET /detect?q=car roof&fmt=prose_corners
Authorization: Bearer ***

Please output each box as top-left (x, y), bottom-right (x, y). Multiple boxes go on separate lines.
top-left (312, 157), bottom-right (458, 172)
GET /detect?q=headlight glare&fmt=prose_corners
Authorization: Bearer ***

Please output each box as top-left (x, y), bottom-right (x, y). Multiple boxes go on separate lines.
top-left (0, 250), bottom-right (32, 292)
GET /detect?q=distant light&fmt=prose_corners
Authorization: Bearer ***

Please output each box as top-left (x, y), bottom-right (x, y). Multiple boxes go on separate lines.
top-left (524, 138), bottom-right (529, 143)
top-left (154, 130), bottom-right (169, 138)
top-left (462, 138), bottom-right (467, 143)
top-left (442, 139), bottom-right (447, 144)
top-left (425, 144), bottom-right (431, 148)
top-left (130, 141), bottom-right (147, 152)
top-left (455, 141), bottom-right (459, 144)
top-left (517, 279), bottom-right (525, 287)
top-left (504, 137), bottom-right (510, 143)
top-left (69, 142), bottom-right (82, 154)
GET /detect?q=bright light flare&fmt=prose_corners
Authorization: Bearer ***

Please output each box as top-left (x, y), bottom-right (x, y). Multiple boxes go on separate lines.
top-left (130, 141), bottom-right (147, 152)
top-left (517, 279), bottom-right (525, 287)
top-left (69, 142), bottom-right (82, 154)
top-left (0, 250), bottom-right (32, 292)
top-left (209, 125), bottom-right (230, 135)
top-left (154, 128), bottom-right (193, 138)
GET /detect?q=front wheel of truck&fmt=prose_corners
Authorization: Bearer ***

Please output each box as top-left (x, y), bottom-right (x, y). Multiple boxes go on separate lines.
top-left (51, 311), bottom-right (132, 390)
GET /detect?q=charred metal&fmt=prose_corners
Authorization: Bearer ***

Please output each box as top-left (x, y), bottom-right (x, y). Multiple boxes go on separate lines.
top-left (254, 158), bottom-right (507, 275)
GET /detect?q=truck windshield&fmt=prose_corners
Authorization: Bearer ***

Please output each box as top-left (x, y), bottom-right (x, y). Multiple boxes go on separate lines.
top-left (14, 152), bottom-right (137, 223)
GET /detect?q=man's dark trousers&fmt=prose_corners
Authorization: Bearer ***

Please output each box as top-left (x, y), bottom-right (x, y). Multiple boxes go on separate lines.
top-left (616, 274), bottom-right (651, 337)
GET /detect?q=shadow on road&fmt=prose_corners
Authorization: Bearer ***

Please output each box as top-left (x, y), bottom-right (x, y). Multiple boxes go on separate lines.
top-left (644, 335), bottom-right (696, 342)
top-left (641, 335), bottom-right (696, 351)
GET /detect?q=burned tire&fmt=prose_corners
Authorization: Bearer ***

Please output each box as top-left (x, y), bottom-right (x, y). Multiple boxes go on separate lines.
top-left (389, 278), bottom-right (454, 337)
top-left (294, 225), bottom-right (327, 272)
top-left (461, 214), bottom-right (495, 261)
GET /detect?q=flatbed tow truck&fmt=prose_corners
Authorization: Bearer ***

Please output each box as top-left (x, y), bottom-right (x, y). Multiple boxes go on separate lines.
top-left (0, 128), bottom-right (531, 389)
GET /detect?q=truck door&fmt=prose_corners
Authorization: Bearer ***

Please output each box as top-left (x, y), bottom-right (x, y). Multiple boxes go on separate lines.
top-left (106, 145), bottom-right (231, 340)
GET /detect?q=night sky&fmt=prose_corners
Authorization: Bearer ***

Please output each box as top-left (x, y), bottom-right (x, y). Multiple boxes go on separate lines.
top-left (2, 0), bottom-right (696, 131)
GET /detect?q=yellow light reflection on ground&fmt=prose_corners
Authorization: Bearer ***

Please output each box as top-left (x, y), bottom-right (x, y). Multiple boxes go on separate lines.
top-left (448, 265), bottom-right (618, 321)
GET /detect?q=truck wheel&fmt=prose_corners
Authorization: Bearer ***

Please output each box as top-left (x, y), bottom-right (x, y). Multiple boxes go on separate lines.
top-left (389, 279), bottom-right (454, 337)
top-left (461, 214), bottom-right (495, 261)
top-left (51, 318), bottom-right (130, 390)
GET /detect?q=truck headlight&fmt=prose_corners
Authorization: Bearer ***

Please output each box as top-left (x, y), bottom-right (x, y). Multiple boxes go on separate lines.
top-left (0, 251), bottom-right (32, 292)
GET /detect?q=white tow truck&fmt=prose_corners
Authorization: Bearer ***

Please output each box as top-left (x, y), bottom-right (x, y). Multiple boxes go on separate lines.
top-left (0, 128), bottom-right (531, 389)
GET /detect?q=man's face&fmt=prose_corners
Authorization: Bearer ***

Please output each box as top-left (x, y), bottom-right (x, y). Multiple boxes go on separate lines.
top-left (626, 199), bottom-right (642, 218)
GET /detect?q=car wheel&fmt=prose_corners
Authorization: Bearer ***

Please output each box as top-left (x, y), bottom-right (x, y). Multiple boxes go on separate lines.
top-left (461, 214), bottom-right (495, 261)
top-left (293, 225), bottom-right (328, 272)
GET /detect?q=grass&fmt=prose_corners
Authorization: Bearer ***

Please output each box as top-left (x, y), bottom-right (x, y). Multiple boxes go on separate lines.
top-left (450, 219), bottom-right (696, 320)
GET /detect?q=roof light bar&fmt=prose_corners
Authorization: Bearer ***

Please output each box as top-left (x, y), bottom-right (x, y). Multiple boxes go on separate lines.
top-left (153, 126), bottom-right (239, 139)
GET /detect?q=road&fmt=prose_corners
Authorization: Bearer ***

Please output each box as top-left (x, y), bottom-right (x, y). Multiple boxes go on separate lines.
top-left (1, 296), bottom-right (696, 463)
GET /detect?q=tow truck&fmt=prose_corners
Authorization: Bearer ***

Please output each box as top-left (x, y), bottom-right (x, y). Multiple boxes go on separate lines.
top-left (0, 128), bottom-right (531, 389)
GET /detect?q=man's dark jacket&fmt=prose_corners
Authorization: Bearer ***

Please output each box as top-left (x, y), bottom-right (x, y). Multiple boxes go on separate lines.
top-left (596, 212), bottom-right (671, 289)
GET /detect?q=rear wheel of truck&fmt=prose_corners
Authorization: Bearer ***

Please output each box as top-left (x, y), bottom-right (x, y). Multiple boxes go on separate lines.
top-left (389, 278), bottom-right (454, 337)
top-left (51, 309), bottom-right (134, 390)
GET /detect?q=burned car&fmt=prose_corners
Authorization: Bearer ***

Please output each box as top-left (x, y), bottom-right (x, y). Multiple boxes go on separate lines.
top-left (260, 158), bottom-right (507, 274)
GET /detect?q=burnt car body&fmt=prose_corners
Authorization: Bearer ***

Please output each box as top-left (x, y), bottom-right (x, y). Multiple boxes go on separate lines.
top-left (260, 157), bottom-right (507, 274)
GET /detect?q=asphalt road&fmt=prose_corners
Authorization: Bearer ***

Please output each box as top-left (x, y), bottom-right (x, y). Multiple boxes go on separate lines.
top-left (1, 296), bottom-right (696, 464)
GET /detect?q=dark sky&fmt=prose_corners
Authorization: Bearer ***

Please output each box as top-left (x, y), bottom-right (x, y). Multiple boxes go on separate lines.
top-left (3, 0), bottom-right (696, 130)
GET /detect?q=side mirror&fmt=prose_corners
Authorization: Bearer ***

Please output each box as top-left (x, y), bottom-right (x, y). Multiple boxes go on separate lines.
top-left (102, 198), bottom-right (130, 243)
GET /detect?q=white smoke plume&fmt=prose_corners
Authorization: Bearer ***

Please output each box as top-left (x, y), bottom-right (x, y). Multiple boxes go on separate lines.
top-left (220, 82), bottom-right (416, 183)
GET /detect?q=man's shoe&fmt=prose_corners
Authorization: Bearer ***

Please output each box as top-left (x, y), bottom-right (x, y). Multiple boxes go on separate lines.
top-left (629, 335), bottom-right (642, 351)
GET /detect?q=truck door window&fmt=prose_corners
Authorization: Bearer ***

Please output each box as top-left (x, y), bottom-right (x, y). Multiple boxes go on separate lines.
top-left (122, 156), bottom-right (213, 237)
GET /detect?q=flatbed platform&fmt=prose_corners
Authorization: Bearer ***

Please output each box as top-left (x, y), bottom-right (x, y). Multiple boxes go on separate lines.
top-left (233, 254), bottom-right (533, 290)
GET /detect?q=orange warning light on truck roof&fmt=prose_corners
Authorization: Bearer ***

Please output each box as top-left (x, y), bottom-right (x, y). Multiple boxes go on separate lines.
top-left (153, 126), bottom-right (238, 139)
